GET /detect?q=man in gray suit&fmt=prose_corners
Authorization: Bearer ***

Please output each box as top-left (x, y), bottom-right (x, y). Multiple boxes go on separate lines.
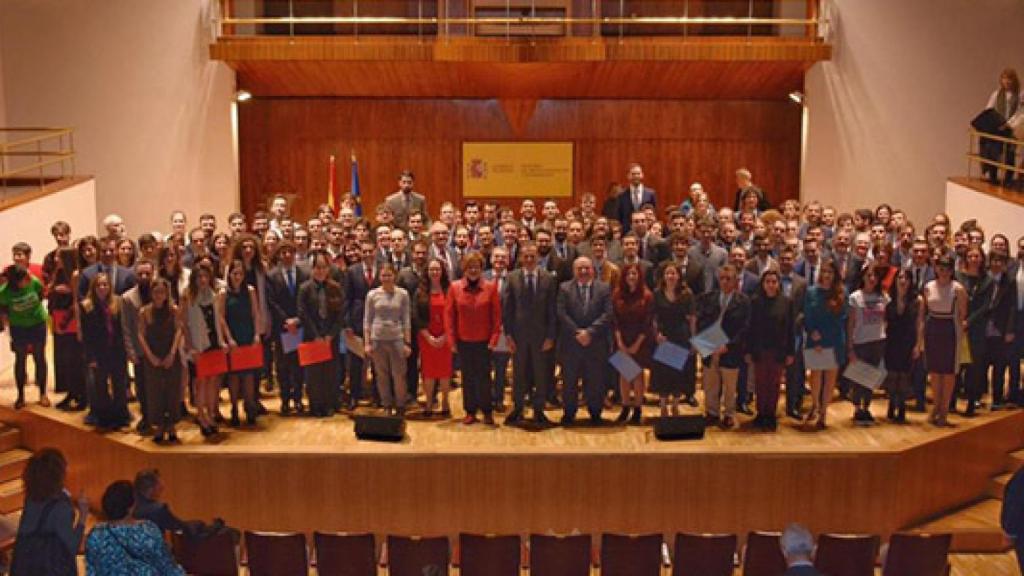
top-left (556, 256), bottom-right (613, 426)
top-left (383, 170), bottom-right (429, 229)
top-left (503, 242), bottom-right (557, 425)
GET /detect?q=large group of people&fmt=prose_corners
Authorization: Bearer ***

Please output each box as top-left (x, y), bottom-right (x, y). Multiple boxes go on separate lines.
top-left (1, 162), bottom-right (1022, 442)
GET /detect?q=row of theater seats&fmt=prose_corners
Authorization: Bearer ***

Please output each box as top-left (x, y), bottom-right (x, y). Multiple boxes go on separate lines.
top-left (171, 530), bottom-right (953, 576)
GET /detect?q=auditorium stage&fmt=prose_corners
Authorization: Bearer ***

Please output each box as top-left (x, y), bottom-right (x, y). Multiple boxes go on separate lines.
top-left (2, 374), bottom-right (1023, 542)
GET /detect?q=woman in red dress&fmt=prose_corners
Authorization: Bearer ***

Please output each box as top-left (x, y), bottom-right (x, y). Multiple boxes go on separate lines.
top-left (613, 262), bottom-right (654, 424)
top-left (415, 259), bottom-right (453, 417)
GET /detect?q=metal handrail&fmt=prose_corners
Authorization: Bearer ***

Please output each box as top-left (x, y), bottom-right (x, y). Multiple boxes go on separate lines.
top-left (0, 127), bottom-right (76, 196)
top-left (967, 128), bottom-right (1024, 178)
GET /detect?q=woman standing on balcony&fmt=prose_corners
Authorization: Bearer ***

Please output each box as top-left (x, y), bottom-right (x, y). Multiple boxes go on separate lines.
top-left (983, 68), bottom-right (1021, 186)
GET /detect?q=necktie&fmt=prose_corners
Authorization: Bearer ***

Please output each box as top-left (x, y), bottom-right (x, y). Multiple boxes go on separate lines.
top-left (808, 265), bottom-right (816, 285)
top-left (366, 267), bottom-right (373, 287)
top-left (634, 187), bottom-right (641, 210)
top-left (287, 269), bottom-right (295, 295)
top-left (528, 273), bottom-right (536, 297)
top-left (913, 267), bottom-right (921, 290)
top-left (581, 283), bottom-right (590, 310)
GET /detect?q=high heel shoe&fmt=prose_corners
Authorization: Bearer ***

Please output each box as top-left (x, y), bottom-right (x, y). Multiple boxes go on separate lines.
top-left (629, 406), bottom-right (643, 424)
top-left (615, 406), bottom-right (630, 423)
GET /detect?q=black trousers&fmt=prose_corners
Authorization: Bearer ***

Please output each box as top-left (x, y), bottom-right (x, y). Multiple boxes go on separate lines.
top-left (459, 341), bottom-right (493, 416)
top-left (987, 335), bottom-right (1011, 405)
top-left (88, 358), bottom-right (130, 428)
top-left (53, 333), bottom-right (84, 401)
top-left (306, 355), bottom-right (338, 415)
top-left (274, 336), bottom-right (303, 407)
top-left (512, 338), bottom-right (550, 413)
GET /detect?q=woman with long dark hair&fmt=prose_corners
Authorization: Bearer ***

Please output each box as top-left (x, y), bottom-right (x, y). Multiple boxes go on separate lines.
top-left (299, 250), bottom-right (345, 418)
top-left (157, 244), bottom-right (189, 305)
top-left (416, 258), bottom-right (453, 417)
top-left (181, 262), bottom-right (223, 437)
top-left (217, 259), bottom-right (262, 427)
top-left (803, 260), bottom-right (848, 429)
top-left (885, 267), bottom-right (920, 423)
top-left (612, 262), bottom-right (654, 424)
top-left (650, 262), bottom-right (696, 417)
top-left (846, 264), bottom-right (890, 425)
top-left (747, 270), bottom-right (795, 431)
top-left (138, 278), bottom-right (183, 444)
top-left (49, 247), bottom-right (86, 411)
top-left (81, 273), bottom-right (131, 429)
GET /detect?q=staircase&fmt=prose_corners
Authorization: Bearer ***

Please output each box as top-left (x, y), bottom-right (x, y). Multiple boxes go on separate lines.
top-left (906, 447), bottom-right (1024, 553)
top-left (0, 422), bottom-right (30, 554)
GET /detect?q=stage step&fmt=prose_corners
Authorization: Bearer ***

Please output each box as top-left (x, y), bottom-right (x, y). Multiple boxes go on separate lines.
top-left (0, 479), bottom-right (24, 515)
top-left (0, 449), bottom-right (31, 484)
top-left (989, 472), bottom-right (1014, 500)
top-left (1006, 449), bottom-right (1024, 474)
top-left (0, 425), bottom-right (21, 454)
top-left (909, 498), bottom-right (1011, 553)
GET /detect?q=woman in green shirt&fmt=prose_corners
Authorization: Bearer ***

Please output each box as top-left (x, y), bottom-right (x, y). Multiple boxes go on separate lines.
top-left (0, 265), bottom-right (50, 409)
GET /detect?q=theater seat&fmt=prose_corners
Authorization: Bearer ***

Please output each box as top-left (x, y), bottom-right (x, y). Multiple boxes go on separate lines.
top-left (386, 535), bottom-right (450, 576)
top-left (742, 531), bottom-right (786, 576)
top-left (672, 533), bottom-right (737, 576)
top-left (599, 533), bottom-right (662, 576)
top-left (171, 530), bottom-right (238, 576)
top-left (244, 530), bottom-right (308, 576)
top-left (457, 533), bottom-right (520, 576)
top-left (314, 532), bottom-right (377, 576)
top-left (528, 533), bottom-right (591, 576)
top-left (813, 533), bottom-right (879, 576)
top-left (882, 533), bottom-right (952, 576)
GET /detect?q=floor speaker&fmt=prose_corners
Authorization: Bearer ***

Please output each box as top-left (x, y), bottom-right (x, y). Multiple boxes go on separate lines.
top-left (354, 415), bottom-right (407, 442)
top-left (653, 415), bottom-right (706, 441)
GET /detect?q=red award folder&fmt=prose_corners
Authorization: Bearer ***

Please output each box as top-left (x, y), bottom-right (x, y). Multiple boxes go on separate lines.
top-left (298, 340), bottom-right (333, 367)
top-left (195, 349), bottom-right (228, 378)
top-left (228, 343), bottom-right (264, 372)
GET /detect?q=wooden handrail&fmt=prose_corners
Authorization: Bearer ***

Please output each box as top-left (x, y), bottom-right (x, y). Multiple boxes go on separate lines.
top-left (0, 129), bottom-right (74, 150)
top-left (0, 154), bottom-right (75, 179)
top-left (219, 15), bottom-right (822, 26)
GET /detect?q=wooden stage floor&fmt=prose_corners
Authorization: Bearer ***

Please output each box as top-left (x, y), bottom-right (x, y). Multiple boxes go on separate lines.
top-left (2, 368), bottom-right (1023, 540)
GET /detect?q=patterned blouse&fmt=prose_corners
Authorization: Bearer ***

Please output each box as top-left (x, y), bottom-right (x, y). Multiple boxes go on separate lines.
top-left (86, 520), bottom-right (184, 576)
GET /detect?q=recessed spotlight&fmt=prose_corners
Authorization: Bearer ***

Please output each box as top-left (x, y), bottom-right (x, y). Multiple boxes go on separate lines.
top-left (788, 91), bottom-right (804, 104)
top-left (235, 90), bottom-right (252, 102)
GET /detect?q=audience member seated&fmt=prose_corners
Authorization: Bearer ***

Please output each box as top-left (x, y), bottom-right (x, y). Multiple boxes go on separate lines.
top-left (85, 480), bottom-right (185, 575)
top-left (780, 523), bottom-right (821, 576)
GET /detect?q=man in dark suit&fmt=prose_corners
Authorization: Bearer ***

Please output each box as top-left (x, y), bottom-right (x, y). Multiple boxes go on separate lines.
top-left (484, 247), bottom-right (513, 412)
top-left (727, 245), bottom-right (760, 414)
top-left (688, 217), bottom-right (728, 294)
top-left (668, 232), bottom-right (706, 295)
top-left (503, 242), bottom-right (558, 425)
top-left (987, 252), bottom-right (1018, 409)
top-left (1009, 237), bottom-right (1024, 406)
top-left (779, 247), bottom-right (808, 420)
top-left (695, 264), bottom-right (751, 429)
top-left (429, 222), bottom-right (461, 280)
top-left (617, 163), bottom-right (656, 233)
top-left (535, 228), bottom-right (572, 284)
top-left (78, 236), bottom-right (136, 297)
top-left (556, 256), bottom-right (613, 425)
top-left (267, 241), bottom-right (310, 415)
top-left (383, 170), bottom-right (429, 229)
top-left (629, 212), bottom-right (668, 265)
top-left (398, 240), bottom-right (428, 401)
top-left (342, 241), bottom-right (380, 410)
top-left (780, 523), bottom-right (821, 576)
top-left (793, 239), bottom-right (824, 287)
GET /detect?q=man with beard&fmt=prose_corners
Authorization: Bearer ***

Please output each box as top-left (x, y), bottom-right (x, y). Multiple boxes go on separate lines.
top-left (552, 217), bottom-right (577, 263)
top-left (384, 170), bottom-right (429, 228)
top-left (398, 240), bottom-right (429, 403)
top-left (630, 212), bottom-right (668, 265)
top-left (535, 228), bottom-right (571, 283)
top-left (120, 259), bottom-right (156, 434)
top-left (476, 225), bottom-right (497, 270)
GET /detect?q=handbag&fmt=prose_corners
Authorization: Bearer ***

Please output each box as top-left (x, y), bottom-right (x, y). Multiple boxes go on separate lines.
top-left (10, 498), bottom-right (77, 576)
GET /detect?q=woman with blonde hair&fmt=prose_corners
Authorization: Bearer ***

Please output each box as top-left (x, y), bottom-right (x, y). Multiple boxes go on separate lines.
top-left (80, 273), bottom-right (131, 429)
top-left (982, 68), bottom-right (1021, 186)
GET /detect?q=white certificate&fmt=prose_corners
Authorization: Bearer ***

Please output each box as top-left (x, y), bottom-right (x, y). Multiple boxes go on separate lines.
top-left (803, 347), bottom-right (837, 371)
top-left (691, 323), bottom-right (729, 358)
top-left (843, 359), bottom-right (887, 390)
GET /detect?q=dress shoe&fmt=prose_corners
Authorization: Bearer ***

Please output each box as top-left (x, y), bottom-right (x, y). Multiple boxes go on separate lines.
top-left (686, 396), bottom-right (699, 407)
top-left (463, 414), bottom-right (478, 425)
top-left (483, 413), bottom-right (496, 426)
top-left (615, 407), bottom-right (630, 423)
top-left (13, 397), bottom-right (25, 410)
top-left (721, 416), bottom-right (735, 429)
top-left (504, 409), bottom-right (523, 425)
top-left (560, 415), bottom-right (575, 427)
top-left (56, 397), bottom-right (72, 411)
top-left (534, 412), bottom-right (552, 425)
top-left (37, 395), bottom-right (50, 408)
top-left (281, 405), bottom-right (292, 417)
top-left (590, 415), bottom-right (605, 426)
top-left (256, 402), bottom-right (269, 416)
top-left (629, 407), bottom-right (643, 424)
top-left (736, 403), bottom-right (753, 415)
top-left (230, 414), bottom-right (241, 428)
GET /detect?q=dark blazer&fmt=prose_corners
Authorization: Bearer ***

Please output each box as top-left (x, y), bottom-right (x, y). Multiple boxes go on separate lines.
top-left (639, 235), bottom-right (669, 265)
top-left (397, 266), bottom-right (424, 305)
top-left (695, 289), bottom-right (751, 368)
top-left (267, 264), bottom-right (310, 336)
top-left (552, 241), bottom-right (578, 265)
top-left (297, 278), bottom-right (344, 341)
top-left (736, 270), bottom-right (761, 297)
top-left (783, 565), bottom-right (823, 576)
top-left (989, 272), bottom-right (1018, 337)
top-left (906, 263), bottom-right (936, 294)
top-left (556, 280), bottom-right (613, 359)
top-left (616, 186), bottom-right (656, 232)
top-left (80, 297), bottom-right (128, 365)
top-left (77, 263), bottom-right (136, 298)
top-left (671, 257), bottom-right (707, 295)
top-left (429, 244), bottom-right (462, 280)
top-left (780, 272), bottom-right (808, 328)
top-left (384, 190), bottom-right (429, 228)
top-left (539, 253), bottom-right (572, 284)
top-left (343, 263), bottom-right (380, 336)
top-left (503, 267), bottom-right (558, 346)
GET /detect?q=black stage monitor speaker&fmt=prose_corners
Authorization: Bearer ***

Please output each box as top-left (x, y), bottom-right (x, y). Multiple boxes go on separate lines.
top-left (354, 415), bottom-right (407, 442)
top-left (653, 415), bottom-right (706, 441)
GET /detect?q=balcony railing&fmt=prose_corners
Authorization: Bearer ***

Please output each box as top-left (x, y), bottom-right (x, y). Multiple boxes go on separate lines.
top-left (213, 0), bottom-right (828, 41)
top-left (967, 128), bottom-right (1023, 186)
top-left (0, 128), bottom-right (76, 206)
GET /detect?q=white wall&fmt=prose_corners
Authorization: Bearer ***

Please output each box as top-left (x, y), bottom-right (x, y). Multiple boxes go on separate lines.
top-left (803, 0), bottom-right (1024, 227)
top-left (945, 180), bottom-right (1024, 245)
top-left (0, 39), bottom-right (7, 127)
top-left (0, 0), bottom-right (238, 238)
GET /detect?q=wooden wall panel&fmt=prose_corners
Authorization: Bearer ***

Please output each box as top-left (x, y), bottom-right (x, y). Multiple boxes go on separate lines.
top-left (239, 98), bottom-right (800, 220)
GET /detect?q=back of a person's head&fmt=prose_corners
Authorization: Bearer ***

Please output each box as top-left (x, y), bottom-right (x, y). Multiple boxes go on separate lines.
top-left (23, 448), bottom-right (67, 502)
top-left (780, 523), bottom-right (815, 560)
top-left (133, 468), bottom-right (160, 500)
top-left (101, 480), bottom-right (135, 521)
